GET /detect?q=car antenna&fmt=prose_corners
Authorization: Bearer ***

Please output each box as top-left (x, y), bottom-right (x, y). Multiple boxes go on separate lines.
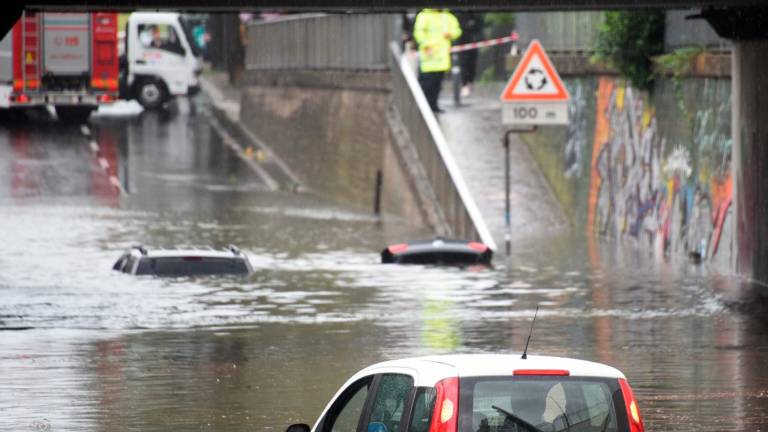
top-left (521, 305), bottom-right (539, 360)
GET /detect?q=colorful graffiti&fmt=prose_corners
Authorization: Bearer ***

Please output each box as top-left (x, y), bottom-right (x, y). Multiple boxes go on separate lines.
top-left (586, 77), bottom-right (733, 263)
top-left (564, 80), bottom-right (587, 179)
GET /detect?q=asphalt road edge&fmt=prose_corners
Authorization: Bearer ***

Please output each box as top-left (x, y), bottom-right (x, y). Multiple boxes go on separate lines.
top-left (199, 75), bottom-right (306, 193)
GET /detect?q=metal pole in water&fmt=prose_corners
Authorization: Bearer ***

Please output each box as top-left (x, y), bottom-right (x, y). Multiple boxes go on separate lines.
top-left (373, 170), bottom-right (383, 215)
top-left (504, 130), bottom-right (511, 256)
top-left (501, 126), bottom-right (535, 257)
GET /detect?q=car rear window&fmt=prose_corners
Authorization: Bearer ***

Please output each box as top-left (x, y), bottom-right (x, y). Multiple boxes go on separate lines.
top-left (134, 257), bottom-right (249, 276)
top-left (459, 376), bottom-right (627, 432)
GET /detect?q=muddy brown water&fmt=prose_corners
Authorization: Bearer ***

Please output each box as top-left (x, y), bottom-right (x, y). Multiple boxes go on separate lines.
top-left (0, 103), bottom-right (766, 431)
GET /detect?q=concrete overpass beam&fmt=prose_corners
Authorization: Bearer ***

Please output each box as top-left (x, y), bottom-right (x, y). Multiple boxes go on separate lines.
top-left (732, 40), bottom-right (768, 282)
top-left (703, 6), bottom-right (768, 283)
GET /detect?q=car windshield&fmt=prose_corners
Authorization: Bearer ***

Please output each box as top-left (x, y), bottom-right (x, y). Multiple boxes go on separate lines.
top-left (459, 377), bottom-right (624, 432)
top-left (135, 257), bottom-right (249, 276)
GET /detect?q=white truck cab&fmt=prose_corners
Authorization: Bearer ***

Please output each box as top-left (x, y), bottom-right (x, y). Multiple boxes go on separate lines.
top-left (122, 12), bottom-right (202, 109)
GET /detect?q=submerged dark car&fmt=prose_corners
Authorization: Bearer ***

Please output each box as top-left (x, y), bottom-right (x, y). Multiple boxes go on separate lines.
top-left (381, 237), bottom-right (493, 265)
top-left (113, 245), bottom-right (253, 276)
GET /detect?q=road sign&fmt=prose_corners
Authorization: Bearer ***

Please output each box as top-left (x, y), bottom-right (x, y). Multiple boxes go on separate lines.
top-left (500, 39), bottom-right (570, 126)
top-left (501, 102), bottom-right (568, 125)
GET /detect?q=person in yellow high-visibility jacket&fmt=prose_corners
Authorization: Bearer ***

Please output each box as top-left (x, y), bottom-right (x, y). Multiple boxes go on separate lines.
top-left (413, 9), bottom-right (462, 113)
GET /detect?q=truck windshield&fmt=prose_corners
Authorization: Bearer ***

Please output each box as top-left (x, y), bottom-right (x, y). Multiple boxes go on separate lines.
top-left (178, 16), bottom-right (202, 57)
top-left (459, 377), bottom-right (627, 432)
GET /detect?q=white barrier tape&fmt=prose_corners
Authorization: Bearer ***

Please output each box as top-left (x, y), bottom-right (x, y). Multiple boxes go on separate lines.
top-left (450, 31), bottom-right (519, 53)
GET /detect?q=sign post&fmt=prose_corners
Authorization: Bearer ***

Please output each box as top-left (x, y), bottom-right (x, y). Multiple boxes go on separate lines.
top-left (500, 39), bottom-right (570, 256)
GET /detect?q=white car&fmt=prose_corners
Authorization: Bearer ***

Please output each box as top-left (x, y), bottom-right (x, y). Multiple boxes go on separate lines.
top-left (286, 354), bottom-right (644, 432)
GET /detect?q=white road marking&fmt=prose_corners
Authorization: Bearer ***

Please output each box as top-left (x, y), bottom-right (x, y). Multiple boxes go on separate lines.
top-left (109, 175), bottom-right (127, 195)
top-left (206, 112), bottom-right (279, 191)
top-left (81, 126), bottom-right (126, 196)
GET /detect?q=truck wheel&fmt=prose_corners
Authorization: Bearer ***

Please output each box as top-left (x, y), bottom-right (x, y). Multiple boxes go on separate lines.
top-left (55, 106), bottom-right (94, 123)
top-left (136, 79), bottom-right (167, 110)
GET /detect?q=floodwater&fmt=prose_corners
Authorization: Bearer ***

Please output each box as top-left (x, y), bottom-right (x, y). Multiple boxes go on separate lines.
top-left (0, 100), bottom-right (767, 432)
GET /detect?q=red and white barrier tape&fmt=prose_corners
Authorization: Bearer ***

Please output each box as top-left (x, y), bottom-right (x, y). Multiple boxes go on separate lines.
top-left (450, 31), bottom-right (519, 53)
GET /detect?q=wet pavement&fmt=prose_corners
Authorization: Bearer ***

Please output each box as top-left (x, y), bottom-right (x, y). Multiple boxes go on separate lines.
top-left (1, 97), bottom-right (767, 432)
top-left (438, 86), bottom-right (569, 247)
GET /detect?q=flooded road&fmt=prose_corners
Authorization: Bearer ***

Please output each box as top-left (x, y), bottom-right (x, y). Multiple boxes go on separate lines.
top-left (0, 100), bottom-right (767, 432)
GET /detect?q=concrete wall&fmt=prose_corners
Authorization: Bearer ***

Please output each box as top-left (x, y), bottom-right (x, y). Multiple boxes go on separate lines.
top-left (732, 41), bottom-right (768, 285)
top-left (522, 75), bottom-right (733, 269)
top-left (239, 70), bottom-right (427, 227)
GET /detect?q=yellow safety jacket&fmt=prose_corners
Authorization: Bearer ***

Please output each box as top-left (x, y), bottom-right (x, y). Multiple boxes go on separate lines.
top-left (413, 9), bottom-right (462, 73)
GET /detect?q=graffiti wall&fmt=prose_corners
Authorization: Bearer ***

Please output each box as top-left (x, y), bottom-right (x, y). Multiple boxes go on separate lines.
top-left (523, 78), bottom-right (598, 226)
top-left (523, 76), bottom-right (733, 269)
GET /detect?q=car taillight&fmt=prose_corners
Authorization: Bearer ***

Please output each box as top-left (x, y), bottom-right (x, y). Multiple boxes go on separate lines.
top-left (388, 243), bottom-right (408, 254)
top-left (467, 242), bottom-right (488, 252)
top-left (182, 256), bottom-right (203, 261)
top-left (429, 377), bottom-right (458, 432)
top-left (619, 378), bottom-right (644, 432)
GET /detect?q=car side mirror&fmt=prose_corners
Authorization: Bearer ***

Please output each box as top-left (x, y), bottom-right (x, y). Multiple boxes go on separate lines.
top-left (286, 424), bottom-right (310, 432)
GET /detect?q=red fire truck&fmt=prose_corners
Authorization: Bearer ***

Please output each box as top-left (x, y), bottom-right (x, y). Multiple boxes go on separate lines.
top-left (0, 11), bottom-right (119, 123)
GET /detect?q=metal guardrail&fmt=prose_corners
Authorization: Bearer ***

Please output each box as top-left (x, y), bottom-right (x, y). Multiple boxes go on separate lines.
top-left (514, 12), bottom-right (604, 53)
top-left (389, 42), bottom-right (497, 250)
top-left (245, 13), bottom-right (398, 70)
top-left (515, 11), bottom-right (729, 53)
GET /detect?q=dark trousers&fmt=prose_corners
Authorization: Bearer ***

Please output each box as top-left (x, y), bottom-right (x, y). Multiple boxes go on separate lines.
top-left (418, 70), bottom-right (445, 111)
top-left (459, 49), bottom-right (478, 85)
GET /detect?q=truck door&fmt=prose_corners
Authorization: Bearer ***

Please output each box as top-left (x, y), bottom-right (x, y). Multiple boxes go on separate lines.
top-left (42, 13), bottom-right (91, 88)
top-left (131, 21), bottom-right (190, 97)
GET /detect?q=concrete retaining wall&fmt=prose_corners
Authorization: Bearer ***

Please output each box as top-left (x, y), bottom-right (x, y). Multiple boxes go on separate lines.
top-left (239, 70), bottom-right (427, 227)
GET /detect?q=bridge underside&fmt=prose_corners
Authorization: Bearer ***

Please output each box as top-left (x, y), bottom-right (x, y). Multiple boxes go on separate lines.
top-left (10, 2), bottom-right (768, 41)
top-left (11, 0), bottom-right (768, 12)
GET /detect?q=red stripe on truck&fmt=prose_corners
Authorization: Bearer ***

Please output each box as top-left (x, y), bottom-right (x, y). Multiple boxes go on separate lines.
top-left (90, 12), bottom-right (118, 95)
top-left (44, 26), bottom-right (88, 31)
top-left (12, 21), bottom-right (22, 91)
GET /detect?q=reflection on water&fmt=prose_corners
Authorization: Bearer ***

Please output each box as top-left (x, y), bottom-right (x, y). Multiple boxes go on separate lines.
top-left (0, 103), bottom-right (767, 431)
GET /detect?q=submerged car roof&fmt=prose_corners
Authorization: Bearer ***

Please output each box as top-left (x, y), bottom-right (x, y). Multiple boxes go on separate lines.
top-left (136, 249), bottom-right (245, 259)
top-left (353, 354), bottom-right (626, 387)
top-left (127, 246), bottom-right (246, 259)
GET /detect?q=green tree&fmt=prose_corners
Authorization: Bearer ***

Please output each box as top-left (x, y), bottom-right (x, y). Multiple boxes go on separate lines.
top-left (593, 10), bottom-right (665, 89)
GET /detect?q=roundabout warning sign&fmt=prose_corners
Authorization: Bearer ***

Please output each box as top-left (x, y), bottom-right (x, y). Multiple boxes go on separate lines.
top-left (501, 39), bottom-right (570, 126)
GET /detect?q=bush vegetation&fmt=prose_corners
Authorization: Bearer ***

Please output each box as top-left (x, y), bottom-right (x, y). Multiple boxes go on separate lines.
top-left (593, 10), bottom-right (666, 90)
